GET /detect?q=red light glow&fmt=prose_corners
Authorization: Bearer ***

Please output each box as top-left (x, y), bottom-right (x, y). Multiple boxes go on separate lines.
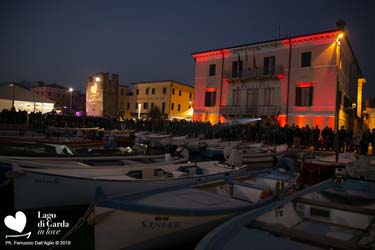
top-left (296, 82), bottom-right (314, 88)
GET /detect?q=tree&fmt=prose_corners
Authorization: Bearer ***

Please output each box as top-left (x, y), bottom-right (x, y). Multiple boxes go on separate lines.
top-left (149, 105), bottom-right (162, 120)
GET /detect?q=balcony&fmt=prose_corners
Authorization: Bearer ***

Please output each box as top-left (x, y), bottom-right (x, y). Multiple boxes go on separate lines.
top-left (225, 65), bottom-right (284, 83)
top-left (221, 105), bottom-right (280, 116)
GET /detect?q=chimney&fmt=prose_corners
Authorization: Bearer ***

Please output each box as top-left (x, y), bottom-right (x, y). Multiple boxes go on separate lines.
top-left (336, 19), bottom-right (346, 29)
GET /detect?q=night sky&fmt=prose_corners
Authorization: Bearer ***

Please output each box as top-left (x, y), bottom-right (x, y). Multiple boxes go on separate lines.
top-left (1, 0), bottom-right (374, 98)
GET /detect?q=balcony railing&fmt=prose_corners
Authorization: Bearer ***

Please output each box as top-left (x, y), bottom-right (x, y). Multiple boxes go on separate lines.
top-left (221, 105), bottom-right (280, 116)
top-left (225, 65), bottom-right (284, 83)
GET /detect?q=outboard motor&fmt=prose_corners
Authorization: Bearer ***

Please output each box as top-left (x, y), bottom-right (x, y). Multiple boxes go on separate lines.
top-left (334, 167), bottom-right (347, 183)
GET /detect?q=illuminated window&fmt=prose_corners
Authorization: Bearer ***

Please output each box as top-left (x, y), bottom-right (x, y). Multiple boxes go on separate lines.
top-left (171, 103), bottom-right (174, 110)
top-left (263, 56), bottom-right (275, 75)
top-left (301, 52), bottom-right (312, 67)
top-left (232, 60), bottom-right (242, 77)
top-left (295, 86), bottom-right (313, 106)
top-left (205, 91), bottom-right (216, 107)
top-left (178, 104), bottom-right (181, 111)
top-left (209, 64), bottom-right (216, 76)
top-left (163, 87), bottom-right (166, 94)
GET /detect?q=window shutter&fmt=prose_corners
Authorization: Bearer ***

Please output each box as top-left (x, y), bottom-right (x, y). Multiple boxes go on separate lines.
top-left (295, 87), bottom-right (301, 106)
top-left (309, 86), bottom-right (313, 106)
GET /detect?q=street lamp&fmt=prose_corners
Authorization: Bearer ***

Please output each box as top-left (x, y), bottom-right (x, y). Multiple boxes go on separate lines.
top-left (334, 32), bottom-right (344, 161)
top-left (9, 83), bottom-right (15, 109)
top-left (68, 87), bottom-right (73, 113)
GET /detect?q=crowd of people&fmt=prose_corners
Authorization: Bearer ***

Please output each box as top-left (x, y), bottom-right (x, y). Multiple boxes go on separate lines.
top-left (1, 109), bottom-right (375, 155)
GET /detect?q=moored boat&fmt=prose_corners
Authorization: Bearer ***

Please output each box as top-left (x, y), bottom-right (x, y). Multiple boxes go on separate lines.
top-left (92, 165), bottom-right (298, 250)
top-left (196, 173), bottom-right (375, 250)
top-left (5, 156), bottom-right (248, 210)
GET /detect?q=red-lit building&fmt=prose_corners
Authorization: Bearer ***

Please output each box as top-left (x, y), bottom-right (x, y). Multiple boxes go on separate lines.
top-left (191, 28), bottom-right (365, 131)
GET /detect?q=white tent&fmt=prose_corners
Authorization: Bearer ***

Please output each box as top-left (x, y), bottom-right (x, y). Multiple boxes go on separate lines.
top-left (0, 85), bottom-right (54, 113)
top-left (169, 107), bottom-right (193, 121)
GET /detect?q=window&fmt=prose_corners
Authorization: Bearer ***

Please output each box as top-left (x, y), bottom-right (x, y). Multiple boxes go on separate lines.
top-left (232, 60), bottom-right (242, 77)
top-left (301, 52), bottom-right (312, 67)
top-left (144, 102), bottom-right (148, 109)
top-left (152, 88), bottom-right (155, 94)
top-left (163, 87), bottom-right (167, 94)
top-left (136, 89), bottom-right (139, 95)
top-left (264, 88), bottom-right (274, 106)
top-left (295, 86), bottom-right (313, 106)
top-left (247, 89), bottom-right (258, 106)
top-left (205, 91), bottom-right (216, 107)
top-left (209, 64), bottom-right (216, 76)
top-left (127, 102), bottom-right (130, 110)
top-left (179, 90), bottom-right (181, 96)
top-left (233, 88), bottom-right (240, 106)
top-left (162, 102), bottom-right (165, 113)
top-left (135, 102), bottom-right (138, 109)
top-left (171, 103), bottom-right (174, 110)
top-left (145, 88), bottom-right (149, 95)
top-left (172, 88), bottom-right (175, 95)
top-left (151, 102), bottom-right (154, 108)
top-left (263, 56), bottom-right (275, 75)
top-left (178, 104), bottom-right (181, 111)
top-left (120, 89), bottom-right (124, 95)
top-left (189, 93), bottom-right (192, 99)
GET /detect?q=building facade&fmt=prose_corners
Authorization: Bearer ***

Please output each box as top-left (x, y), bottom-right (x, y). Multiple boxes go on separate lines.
top-left (31, 83), bottom-right (85, 113)
top-left (118, 84), bottom-right (132, 118)
top-left (86, 72), bottom-right (119, 117)
top-left (129, 80), bottom-right (193, 119)
top-left (192, 28), bottom-right (364, 130)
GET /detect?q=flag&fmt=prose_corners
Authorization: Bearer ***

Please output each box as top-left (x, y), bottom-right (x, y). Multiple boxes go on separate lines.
top-left (237, 53), bottom-right (242, 76)
top-left (245, 50), bottom-right (249, 71)
top-left (253, 53), bottom-right (257, 69)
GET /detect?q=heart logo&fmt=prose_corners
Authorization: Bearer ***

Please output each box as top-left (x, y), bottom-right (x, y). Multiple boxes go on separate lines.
top-left (4, 211), bottom-right (27, 233)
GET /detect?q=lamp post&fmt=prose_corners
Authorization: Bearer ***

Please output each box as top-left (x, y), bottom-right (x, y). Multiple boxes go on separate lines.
top-left (68, 87), bottom-right (73, 113)
top-left (335, 32), bottom-right (344, 161)
top-left (9, 83), bottom-right (15, 109)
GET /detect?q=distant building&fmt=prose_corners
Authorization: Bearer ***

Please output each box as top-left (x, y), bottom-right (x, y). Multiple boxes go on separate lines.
top-left (86, 72), bottom-right (119, 117)
top-left (130, 80), bottom-right (194, 119)
top-left (192, 27), bottom-right (364, 131)
top-left (118, 85), bottom-right (132, 117)
top-left (0, 84), bottom-right (54, 113)
top-left (31, 83), bottom-right (85, 113)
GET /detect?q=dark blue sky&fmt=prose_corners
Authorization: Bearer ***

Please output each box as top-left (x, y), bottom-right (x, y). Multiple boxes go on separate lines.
top-left (0, 0), bottom-right (374, 98)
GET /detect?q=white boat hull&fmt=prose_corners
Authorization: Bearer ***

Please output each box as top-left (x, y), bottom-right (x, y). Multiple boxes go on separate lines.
top-left (94, 208), bottom-right (233, 250)
top-left (12, 170), bottom-right (235, 210)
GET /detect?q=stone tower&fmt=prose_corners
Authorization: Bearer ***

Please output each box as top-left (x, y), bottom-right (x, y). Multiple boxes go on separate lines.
top-left (86, 72), bottom-right (119, 117)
